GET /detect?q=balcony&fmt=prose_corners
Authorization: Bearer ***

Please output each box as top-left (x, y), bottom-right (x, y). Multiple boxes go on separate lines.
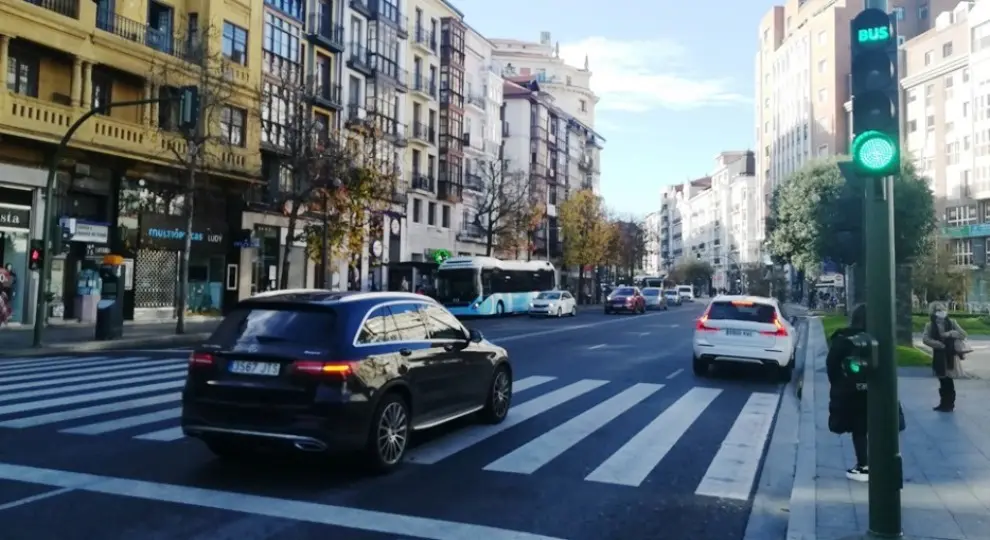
top-left (412, 26), bottom-right (437, 54)
top-left (410, 122), bottom-right (435, 146)
top-left (21, 0), bottom-right (78, 19)
top-left (439, 180), bottom-right (462, 202)
top-left (0, 91), bottom-right (258, 177)
top-left (467, 93), bottom-right (485, 110)
top-left (369, 0), bottom-right (408, 39)
top-left (368, 56), bottom-right (408, 91)
top-left (410, 74), bottom-right (436, 100)
top-left (307, 15), bottom-right (345, 53)
top-left (464, 171), bottom-right (484, 192)
top-left (345, 104), bottom-right (369, 128)
top-left (411, 174), bottom-right (435, 192)
top-left (95, 11), bottom-right (186, 60)
top-left (383, 122), bottom-right (408, 147)
top-left (457, 224), bottom-right (485, 243)
top-left (347, 43), bottom-right (373, 75)
top-left (350, 0), bottom-right (372, 18)
top-left (312, 83), bottom-right (342, 110)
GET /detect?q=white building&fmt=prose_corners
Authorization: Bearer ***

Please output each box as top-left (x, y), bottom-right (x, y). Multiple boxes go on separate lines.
top-left (456, 24), bottom-right (504, 256)
top-left (643, 211), bottom-right (663, 276)
top-left (489, 32), bottom-right (603, 193)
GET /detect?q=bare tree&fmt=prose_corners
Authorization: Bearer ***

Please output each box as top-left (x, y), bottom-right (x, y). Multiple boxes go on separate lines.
top-left (468, 159), bottom-right (532, 256)
top-left (495, 174), bottom-right (546, 260)
top-left (257, 63), bottom-right (358, 289)
top-left (148, 22), bottom-right (250, 333)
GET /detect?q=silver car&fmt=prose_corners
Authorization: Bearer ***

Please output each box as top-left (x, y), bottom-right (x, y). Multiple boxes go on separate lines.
top-left (664, 289), bottom-right (682, 306)
top-left (642, 287), bottom-right (668, 310)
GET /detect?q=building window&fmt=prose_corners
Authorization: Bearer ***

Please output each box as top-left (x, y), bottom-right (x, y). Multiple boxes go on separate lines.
top-left (261, 82), bottom-right (293, 147)
top-left (952, 239), bottom-right (972, 266)
top-left (818, 31), bottom-right (826, 44)
top-left (263, 13), bottom-right (303, 82)
top-left (428, 202), bottom-right (436, 226)
top-left (223, 21), bottom-right (249, 65)
top-left (817, 59), bottom-right (826, 73)
top-left (91, 71), bottom-right (113, 114)
top-left (441, 205), bottom-right (450, 228)
top-left (924, 51), bottom-right (933, 66)
top-left (908, 119), bottom-right (917, 133)
top-left (264, 0), bottom-right (304, 21)
top-left (943, 42), bottom-right (953, 57)
top-left (579, 99), bottom-right (587, 112)
top-left (6, 48), bottom-right (39, 97)
top-left (926, 115), bottom-right (935, 130)
top-left (412, 198), bottom-right (422, 223)
top-left (919, 4), bottom-right (929, 20)
top-left (893, 6), bottom-right (904, 20)
top-left (221, 106), bottom-right (246, 147)
top-left (817, 88), bottom-right (826, 102)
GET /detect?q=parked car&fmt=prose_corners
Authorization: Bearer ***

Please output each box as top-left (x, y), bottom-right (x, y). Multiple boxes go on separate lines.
top-left (664, 289), bottom-right (682, 306)
top-left (604, 287), bottom-right (646, 314)
top-left (181, 290), bottom-right (513, 473)
top-left (641, 287), bottom-right (668, 310)
top-left (692, 295), bottom-right (796, 381)
top-left (529, 290), bottom-right (578, 317)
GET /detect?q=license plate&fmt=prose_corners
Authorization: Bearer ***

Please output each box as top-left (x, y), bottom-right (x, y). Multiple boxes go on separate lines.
top-left (725, 329), bottom-right (754, 337)
top-left (228, 360), bottom-right (281, 376)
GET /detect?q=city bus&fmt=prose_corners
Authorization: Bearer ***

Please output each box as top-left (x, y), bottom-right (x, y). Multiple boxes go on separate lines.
top-left (436, 256), bottom-right (557, 317)
top-left (634, 275), bottom-right (667, 289)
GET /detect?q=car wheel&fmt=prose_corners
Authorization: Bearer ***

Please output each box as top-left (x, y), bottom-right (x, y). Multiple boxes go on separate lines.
top-left (478, 365), bottom-right (512, 425)
top-left (364, 392), bottom-right (410, 473)
top-left (205, 439), bottom-right (254, 461)
top-left (571, 306), bottom-right (577, 316)
top-left (692, 355), bottom-right (710, 377)
top-left (495, 301), bottom-right (505, 316)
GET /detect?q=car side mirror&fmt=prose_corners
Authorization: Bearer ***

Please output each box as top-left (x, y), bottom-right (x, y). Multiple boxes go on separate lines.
top-left (468, 328), bottom-right (484, 343)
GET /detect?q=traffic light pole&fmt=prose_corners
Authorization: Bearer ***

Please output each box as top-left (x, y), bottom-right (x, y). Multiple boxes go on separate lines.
top-left (864, 174), bottom-right (903, 537)
top-left (32, 97), bottom-right (168, 348)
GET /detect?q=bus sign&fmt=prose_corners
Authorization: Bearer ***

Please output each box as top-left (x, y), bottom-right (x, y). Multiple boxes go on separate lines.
top-left (857, 26), bottom-right (890, 44)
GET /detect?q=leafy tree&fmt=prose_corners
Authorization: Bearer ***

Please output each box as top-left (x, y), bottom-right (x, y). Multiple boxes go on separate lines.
top-left (468, 159), bottom-right (533, 256)
top-left (150, 22), bottom-right (248, 333)
top-left (670, 259), bottom-right (714, 291)
top-left (912, 237), bottom-right (970, 303)
top-left (559, 190), bottom-right (612, 302)
top-left (609, 219), bottom-right (647, 277)
top-left (496, 178), bottom-right (546, 260)
top-left (767, 157), bottom-right (935, 271)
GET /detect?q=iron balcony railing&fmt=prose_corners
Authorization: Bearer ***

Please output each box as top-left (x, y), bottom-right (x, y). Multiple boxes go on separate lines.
top-left (464, 172), bottom-right (484, 192)
top-left (411, 74), bottom-right (436, 97)
top-left (412, 174), bottom-right (435, 191)
top-left (23, 0), bottom-right (78, 18)
top-left (412, 122), bottom-right (435, 143)
top-left (96, 11), bottom-right (190, 59)
top-left (413, 26), bottom-right (436, 51)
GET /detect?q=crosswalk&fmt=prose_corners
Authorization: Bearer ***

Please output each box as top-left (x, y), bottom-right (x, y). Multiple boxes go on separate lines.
top-left (0, 354), bottom-right (783, 500)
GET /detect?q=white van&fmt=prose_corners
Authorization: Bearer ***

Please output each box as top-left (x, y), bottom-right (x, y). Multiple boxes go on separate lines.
top-left (677, 285), bottom-right (694, 302)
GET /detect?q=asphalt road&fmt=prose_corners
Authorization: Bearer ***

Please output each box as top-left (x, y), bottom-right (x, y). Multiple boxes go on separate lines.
top-left (0, 302), bottom-right (790, 540)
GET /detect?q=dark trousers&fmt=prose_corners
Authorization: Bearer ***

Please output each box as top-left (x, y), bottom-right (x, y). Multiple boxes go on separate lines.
top-left (851, 430), bottom-right (868, 467)
top-left (939, 377), bottom-right (956, 409)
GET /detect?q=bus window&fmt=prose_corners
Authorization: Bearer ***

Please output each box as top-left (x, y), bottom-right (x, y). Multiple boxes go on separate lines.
top-left (481, 269), bottom-right (494, 296)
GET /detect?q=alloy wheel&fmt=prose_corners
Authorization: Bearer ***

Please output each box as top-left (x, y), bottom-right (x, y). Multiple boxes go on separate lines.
top-left (376, 402), bottom-right (408, 465)
top-left (492, 370), bottom-right (511, 419)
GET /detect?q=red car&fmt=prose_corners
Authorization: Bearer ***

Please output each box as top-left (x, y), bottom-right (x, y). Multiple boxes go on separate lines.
top-left (604, 287), bottom-right (647, 314)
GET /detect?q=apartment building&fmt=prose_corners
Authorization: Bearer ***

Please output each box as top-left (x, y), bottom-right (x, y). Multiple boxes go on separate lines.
top-left (755, 0), bottom-right (946, 260)
top-left (901, 1), bottom-right (990, 300)
top-left (455, 25), bottom-right (504, 256)
top-left (490, 32), bottom-right (603, 193)
top-left (643, 211), bottom-right (663, 276)
top-left (0, 0), bottom-right (262, 324)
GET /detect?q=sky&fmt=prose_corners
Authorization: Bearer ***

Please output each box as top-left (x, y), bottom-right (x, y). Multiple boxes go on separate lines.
top-left (455, 0), bottom-right (768, 216)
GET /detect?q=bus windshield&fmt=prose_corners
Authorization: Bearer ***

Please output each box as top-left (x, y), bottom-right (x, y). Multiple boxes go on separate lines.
top-left (436, 269), bottom-right (479, 303)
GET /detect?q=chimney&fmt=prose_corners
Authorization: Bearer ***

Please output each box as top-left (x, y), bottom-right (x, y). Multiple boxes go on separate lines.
top-left (540, 31), bottom-right (551, 45)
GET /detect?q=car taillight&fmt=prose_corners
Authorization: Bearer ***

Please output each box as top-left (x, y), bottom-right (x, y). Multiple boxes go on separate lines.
top-left (292, 361), bottom-right (356, 378)
top-left (696, 316), bottom-right (718, 332)
top-left (188, 352), bottom-right (215, 367)
top-left (761, 318), bottom-right (789, 337)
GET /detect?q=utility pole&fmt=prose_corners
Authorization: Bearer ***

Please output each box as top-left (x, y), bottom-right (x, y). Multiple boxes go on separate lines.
top-left (840, 8), bottom-right (903, 538)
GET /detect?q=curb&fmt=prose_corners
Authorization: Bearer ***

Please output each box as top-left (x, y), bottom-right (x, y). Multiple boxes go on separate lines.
top-left (0, 333), bottom-right (210, 359)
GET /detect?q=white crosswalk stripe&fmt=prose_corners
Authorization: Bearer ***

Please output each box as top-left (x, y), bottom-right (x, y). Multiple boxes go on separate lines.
top-left (0, 355), bottom-right (783, 498)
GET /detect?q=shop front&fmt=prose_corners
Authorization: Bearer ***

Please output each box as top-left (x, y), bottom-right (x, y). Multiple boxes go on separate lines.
top-left (0, 194), bottom-right (33, 323)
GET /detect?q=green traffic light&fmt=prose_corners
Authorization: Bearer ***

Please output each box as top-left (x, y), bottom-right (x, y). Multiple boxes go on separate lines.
top-left (852, 130), bottom-right (898, 174)
top-left (849, 362), bottom-right (861, 374)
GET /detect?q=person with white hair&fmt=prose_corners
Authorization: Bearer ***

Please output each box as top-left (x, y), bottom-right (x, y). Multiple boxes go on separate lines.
top-left (921, 302), bottom-right (967, 412)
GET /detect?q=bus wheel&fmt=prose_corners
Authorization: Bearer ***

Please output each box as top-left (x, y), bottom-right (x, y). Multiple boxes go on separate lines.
top-left (496, 301), bottom-right (505, 316)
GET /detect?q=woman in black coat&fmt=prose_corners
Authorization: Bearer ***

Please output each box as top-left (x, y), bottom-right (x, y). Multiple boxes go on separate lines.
top-left (826, 304), bottom-right (870, 482)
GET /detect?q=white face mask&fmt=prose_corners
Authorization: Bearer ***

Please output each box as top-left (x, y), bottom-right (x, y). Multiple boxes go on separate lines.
top-left (935, 311), bottom-right (947, 319)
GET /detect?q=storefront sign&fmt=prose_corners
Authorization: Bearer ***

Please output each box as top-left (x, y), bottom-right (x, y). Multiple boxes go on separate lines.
top-left (139, 213), bottom-right (226, 253)
top-left (60, 218), bottom-right (110, 244)
top-left (0, 206), bottom-right (30, 229)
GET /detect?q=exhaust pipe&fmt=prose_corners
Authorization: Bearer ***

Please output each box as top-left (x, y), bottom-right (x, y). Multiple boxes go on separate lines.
top-left (293, 440), bottom-right (327, 452)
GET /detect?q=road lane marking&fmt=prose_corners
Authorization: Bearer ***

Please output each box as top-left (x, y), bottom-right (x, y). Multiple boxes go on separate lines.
top-left (484, 383), bottom-right (663, 475)
top-left (488, 310), bottom-right (681, 343)
top-left (585, 387), bottom-right (722, 487)
top-left (588, 344), bottom-right (606, 350)
top-left (666, 369), bottom-right (683, 379)
top-left (0, 487), bottom-right (74, 512)
top-left (0, 380), bottom-right (185, 416)
top-left (0, 362), bottom-right (185, 392)
top-left (61, 407), bottom-right (181, 435)
top-left (405, 379), bottom-right (608, 464)
top-left (0, 356), bottom-right (121, 375)
top-left (0, 358), bottom-right (182, 384)
top-left (695, 392), bottom-right (781, 500)
top-left (512, 376), bottom-right (556, 393)
top-left (0, 356), bottom-right (71, 367)
top-left (0, 368), bottom-right (186, 403)
top-left (134, 426), bottom-right (185, 441)
top-left (0, 462), bottom-right (566, 540)
top-left (0, 393), bottom-right (181, 428)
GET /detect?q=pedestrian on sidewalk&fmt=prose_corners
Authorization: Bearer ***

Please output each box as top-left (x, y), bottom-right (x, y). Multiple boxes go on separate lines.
top-left (921, 302), bottom-right (967, 412)
top-left (826, 303), bottom-right (871, 482)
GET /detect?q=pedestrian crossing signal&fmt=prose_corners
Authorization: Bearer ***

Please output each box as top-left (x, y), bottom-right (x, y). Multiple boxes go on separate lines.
top-left (28, 240), bottom-right (43, 271)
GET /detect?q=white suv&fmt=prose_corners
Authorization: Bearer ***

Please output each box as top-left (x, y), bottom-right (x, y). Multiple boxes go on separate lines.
top-left (692, 295), bottom-right (796, 381)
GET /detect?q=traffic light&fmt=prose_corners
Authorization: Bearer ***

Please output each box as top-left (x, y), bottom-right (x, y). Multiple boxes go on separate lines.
top-left (178, 85), bottom-right (200, 133)
top-left (839, 332), bottom-right (878, 386)
top-left (850, 8), bottom-right (900, 176)
top-left (28, 240), bottom-right (44, 271)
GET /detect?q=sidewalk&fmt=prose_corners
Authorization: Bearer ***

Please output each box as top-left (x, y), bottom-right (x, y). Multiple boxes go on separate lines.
top-left (0, 319), bottom-right (220, 358)
top-left (787, 318), bottom-right (990, 539)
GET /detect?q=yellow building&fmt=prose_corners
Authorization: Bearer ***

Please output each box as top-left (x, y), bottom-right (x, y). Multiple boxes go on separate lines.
top-left (0, 0), bottom-right (263, 324)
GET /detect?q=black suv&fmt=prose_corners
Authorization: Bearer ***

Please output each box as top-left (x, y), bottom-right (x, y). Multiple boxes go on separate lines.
top-left (181, 290), bottom-right (513, 472)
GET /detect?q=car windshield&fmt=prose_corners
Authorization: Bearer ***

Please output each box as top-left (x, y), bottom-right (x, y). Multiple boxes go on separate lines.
top-left (436, 269), bottom-right (479, 303)
top-left (537, 292), bottom-right (561, 300)
top-left (707, 301), bottom-right (776, 323)
top-left (613, 287), bottom-right (635, 296)
top-left (209, 306), bottom-right (337, 348)
top-left (643, 289), bottom-right (660, 296)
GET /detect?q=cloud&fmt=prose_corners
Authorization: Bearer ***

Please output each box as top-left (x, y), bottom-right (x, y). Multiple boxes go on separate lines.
top-left (558, 37), bottom-right (750, 112)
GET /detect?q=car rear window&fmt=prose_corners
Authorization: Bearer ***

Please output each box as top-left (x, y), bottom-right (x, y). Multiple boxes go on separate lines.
top-left (643, 289), bottom-right (660, 296)
top-left (614, 287), bottom-right (635, 295)
top-left (707, 301), bottom-right (776, 323)
top-left (209, 306), bottom-right (337, 348)
top-left (678, 286), bottom-right (692, 293)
